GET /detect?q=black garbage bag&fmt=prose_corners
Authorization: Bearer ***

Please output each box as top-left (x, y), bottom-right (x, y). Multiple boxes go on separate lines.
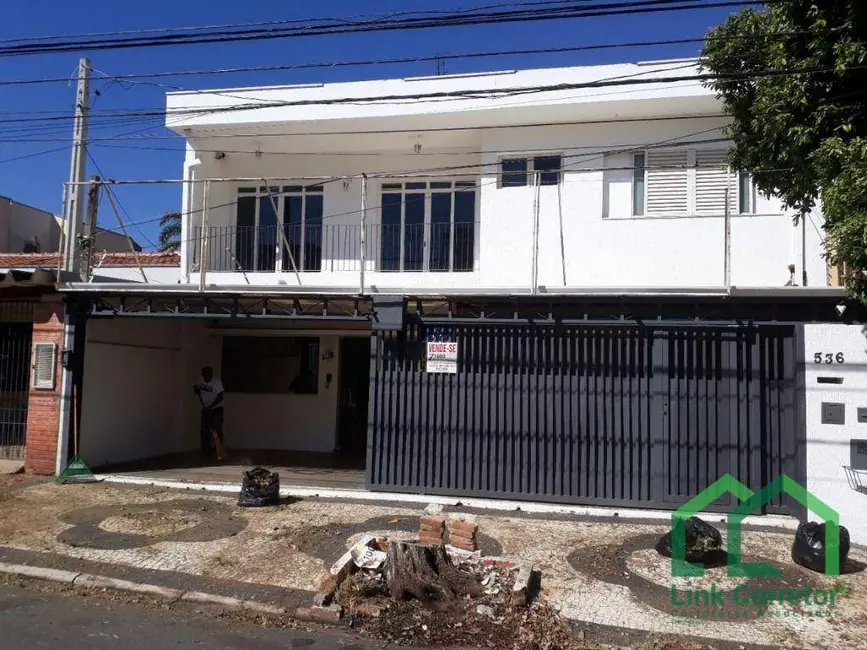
top-left (238, 467), bottom-right (280, 507)
top-left (656, 516), bottom-right (723, 562)
top-left (792, 521), bottom-right (850, 574)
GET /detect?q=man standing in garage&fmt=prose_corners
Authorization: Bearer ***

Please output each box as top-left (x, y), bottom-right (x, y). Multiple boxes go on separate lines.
top-left (194, 366), bottom-right (225, 459)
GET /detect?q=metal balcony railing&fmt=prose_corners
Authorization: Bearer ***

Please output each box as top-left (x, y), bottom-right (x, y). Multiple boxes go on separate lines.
top-left (191, 222), bottom-right (477, 274)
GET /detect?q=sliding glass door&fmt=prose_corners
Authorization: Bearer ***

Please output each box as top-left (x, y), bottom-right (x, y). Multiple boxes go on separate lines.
top-left (234, 185), bottom-right (324, 272)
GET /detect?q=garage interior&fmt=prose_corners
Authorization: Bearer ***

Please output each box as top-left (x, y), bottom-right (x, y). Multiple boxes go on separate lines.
top-left (78, 316), bottom-right (371, 490)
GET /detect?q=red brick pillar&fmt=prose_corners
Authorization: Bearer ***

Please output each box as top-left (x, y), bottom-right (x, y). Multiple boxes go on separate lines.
top-left (24, 301), bottom-right (65, 475)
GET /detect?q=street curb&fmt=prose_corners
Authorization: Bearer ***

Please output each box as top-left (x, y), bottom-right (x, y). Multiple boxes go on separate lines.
top-left (0, 561), bottom-right (287, 616)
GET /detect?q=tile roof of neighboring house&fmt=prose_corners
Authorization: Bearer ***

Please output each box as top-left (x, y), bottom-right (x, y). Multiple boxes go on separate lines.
top-left (0, 252), bottom-right (180, 268)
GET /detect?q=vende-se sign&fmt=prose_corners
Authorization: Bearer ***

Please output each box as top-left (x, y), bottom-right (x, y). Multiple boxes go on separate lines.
top-left (426, 341), bottom-right (458, 374)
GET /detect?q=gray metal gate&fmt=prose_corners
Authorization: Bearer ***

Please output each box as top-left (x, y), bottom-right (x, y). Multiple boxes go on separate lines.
top-left (366, 323), bottom-right (803, 513)
top-left (0, 303), bottom-right (34, 461)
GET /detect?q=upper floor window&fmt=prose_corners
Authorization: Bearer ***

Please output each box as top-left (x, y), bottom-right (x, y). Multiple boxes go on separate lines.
top-left (618, 148), bottom-right (750, 219)
top-left (379, 180), bottom-right (476, 272)
top-left (235, 185), bottom-right (323, 272)
top-left (738, 172), bottom-right (755, 214)
top-left (499, 154), bottom-right (563, 187)
top-left (632, 153), bottom-right (646, 216)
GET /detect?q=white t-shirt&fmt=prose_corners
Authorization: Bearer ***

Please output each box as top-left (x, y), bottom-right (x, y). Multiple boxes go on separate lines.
top-left (196, 378), bottom-right (224, 408)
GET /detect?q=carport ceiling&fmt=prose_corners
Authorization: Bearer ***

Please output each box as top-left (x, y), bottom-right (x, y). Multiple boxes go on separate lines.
top-left (88, 294), bottom-right (373, 320)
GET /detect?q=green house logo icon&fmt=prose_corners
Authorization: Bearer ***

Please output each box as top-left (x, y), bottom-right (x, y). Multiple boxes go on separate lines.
top-left (671, 474), bottom-right (842, 578)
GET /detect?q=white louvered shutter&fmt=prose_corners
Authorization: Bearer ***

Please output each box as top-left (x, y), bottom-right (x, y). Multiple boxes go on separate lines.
top-left (695, 149), bottom-right (734, 216)
top-left (32, 342), bottom-right (56, 390)
top-left (646, 149), bottom-right (689, 216)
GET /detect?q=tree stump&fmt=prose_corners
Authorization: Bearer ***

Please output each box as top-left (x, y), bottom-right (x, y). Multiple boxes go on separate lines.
top-left (384, 541), bottom-right (482, 611)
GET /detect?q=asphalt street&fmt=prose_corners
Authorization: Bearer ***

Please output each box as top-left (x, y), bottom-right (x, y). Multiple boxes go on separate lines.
top-left (0, 584), bottom-right (403, 650)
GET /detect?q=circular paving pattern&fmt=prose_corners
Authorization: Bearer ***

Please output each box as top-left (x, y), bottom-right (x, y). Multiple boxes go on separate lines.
top-left (567, 533), bottom-right (822, 622)
top-left (99, 509), bottom-right (201, 537)
top-left (57, 499), bottom-right (247, 550)
top-left (278, 515), bottom-right (504, 564)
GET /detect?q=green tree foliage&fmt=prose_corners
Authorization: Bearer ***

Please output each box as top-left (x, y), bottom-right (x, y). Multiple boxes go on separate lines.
top-left (701, 2), bottom-right (867, 295)
top-left (158, 211), bottom-right (181, 252)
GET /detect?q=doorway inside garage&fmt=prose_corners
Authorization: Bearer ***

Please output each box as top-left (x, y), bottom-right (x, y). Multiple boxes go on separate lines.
top-left (78, 316), bottom-right (372, 490)
top-left (336, 336), bottom-right (371, 463)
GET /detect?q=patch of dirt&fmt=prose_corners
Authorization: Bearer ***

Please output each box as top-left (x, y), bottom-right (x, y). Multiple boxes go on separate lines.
top-left (0, 475), bottom-right (46, 502)
top-left (333, 550), bottom-right (585, 650)
top-left (364, 599), bottom-right (583, 650)
top-left (269, 515), bottom-right (503, 564)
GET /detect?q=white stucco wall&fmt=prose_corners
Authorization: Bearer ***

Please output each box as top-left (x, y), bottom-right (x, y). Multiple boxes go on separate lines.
top-left (80, 319), bottom-right (190, 467)
top-left (804, 324), bottom-right (867, 545)
top-left (182, 116), bottom-right (825, 292)
top-left (222, 334), bottom-right (341, 453)
top-left (80, 319), bottom-right (345, 464)
top-left (91, 265), bottom-right (181, 284)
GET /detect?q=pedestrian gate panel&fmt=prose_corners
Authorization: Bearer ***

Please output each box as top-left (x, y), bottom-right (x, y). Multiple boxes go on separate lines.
top-left (0, 303), bottom-right (34, 461)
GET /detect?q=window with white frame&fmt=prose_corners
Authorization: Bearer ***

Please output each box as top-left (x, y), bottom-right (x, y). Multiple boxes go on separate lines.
top-left (499, 154), bottom-right (563, 187)
top-left (235, 185), bottom-right (324, 272)
top-left (379, 180), bottom-right (476, 272)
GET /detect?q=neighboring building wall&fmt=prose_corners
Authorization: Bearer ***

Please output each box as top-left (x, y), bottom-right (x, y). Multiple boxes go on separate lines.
top-left (0, 200), bottom-right (9, 251)
top-left (93, 228), bottom-right (142, 253)
top-left (24, 300), bottom-right (64, 475)
top-left (0, 252), bottom-right (181, 285)
top-left (9, 202), bottom-right (61, 253)
top-left (804, 324), bottom-right (867, 545)
top-left (1, 198), bottom-right (60, 253)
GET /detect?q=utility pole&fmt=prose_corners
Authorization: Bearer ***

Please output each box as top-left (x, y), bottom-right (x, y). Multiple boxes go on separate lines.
top-left (62, 57), bottom-right (91, 276)
top-left (81, 175), bottom-right (100, 280)
top-left (55, 57), bottom-right (90, 478)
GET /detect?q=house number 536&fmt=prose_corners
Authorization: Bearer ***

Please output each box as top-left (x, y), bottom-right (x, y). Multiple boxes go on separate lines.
top-left (814, 352), bottom-right (845, 364)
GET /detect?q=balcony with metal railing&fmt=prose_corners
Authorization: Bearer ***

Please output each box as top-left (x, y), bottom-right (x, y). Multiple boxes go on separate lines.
top-left (191, 221), bottom-right (478, 287)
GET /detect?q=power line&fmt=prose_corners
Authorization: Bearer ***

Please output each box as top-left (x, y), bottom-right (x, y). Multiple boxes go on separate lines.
top-left (0, 31), bottom-right (803, 86)
top-left (0, 145), bottom-right (69, 165)
top-left (0, 63), bottom-right (860, 140)
top-left (90, 124), bottom-right (730, 241)
top-left (0, 1), bottom-right (772, 57)
top-left (86, 151), bottom-right (159, 250)
top-left (156, 64), bottom-right (867, 117)
top-left (0, 112), bottom-right (721, 144)
top-left (0, 1), bottom-right (590, 45)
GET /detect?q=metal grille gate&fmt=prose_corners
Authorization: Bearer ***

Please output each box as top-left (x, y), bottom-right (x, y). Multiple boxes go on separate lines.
top-left (0, 303), bottom-right (34, 461)
top-left (366, 323), bottom-right (802, 513)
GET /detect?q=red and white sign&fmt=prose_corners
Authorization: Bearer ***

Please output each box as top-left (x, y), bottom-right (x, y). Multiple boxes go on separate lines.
top-left (426, 341), bottom-right (458, 374)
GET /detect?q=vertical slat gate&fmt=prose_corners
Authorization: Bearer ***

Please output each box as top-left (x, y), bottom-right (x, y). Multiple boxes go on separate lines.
top-left (366, 323), bottom-right (803, 513)
top-left (0, 303), bottom-right (34, 461)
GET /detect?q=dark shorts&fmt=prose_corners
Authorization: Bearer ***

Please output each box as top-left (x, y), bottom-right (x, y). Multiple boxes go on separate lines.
top-left (200, 407), bottom-right (224, 451)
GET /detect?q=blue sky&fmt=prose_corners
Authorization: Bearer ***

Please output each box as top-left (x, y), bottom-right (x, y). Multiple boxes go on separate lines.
top-left (0, 0), bottom-right (740, 250)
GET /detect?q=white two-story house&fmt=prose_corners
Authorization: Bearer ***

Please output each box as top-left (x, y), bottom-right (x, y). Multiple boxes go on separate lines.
top-left (50, 59), bottom-right (867, 540)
